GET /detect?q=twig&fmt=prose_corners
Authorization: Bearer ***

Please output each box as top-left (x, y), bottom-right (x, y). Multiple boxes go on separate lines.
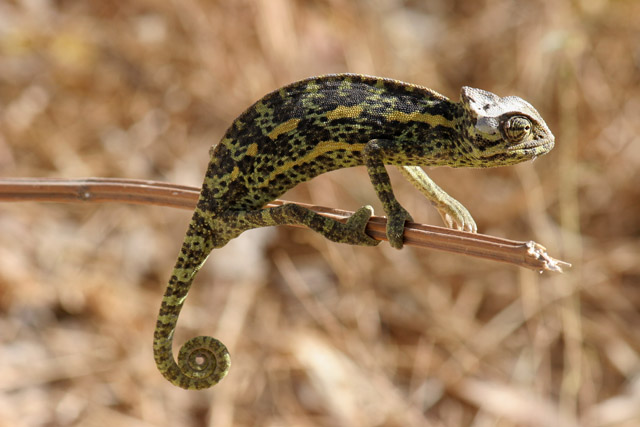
top-left (0, 177), bottom-right (570, 272)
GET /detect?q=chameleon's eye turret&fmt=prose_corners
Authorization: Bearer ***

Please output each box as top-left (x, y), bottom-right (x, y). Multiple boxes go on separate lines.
top-left (503, 116), bottom-right (531, 143)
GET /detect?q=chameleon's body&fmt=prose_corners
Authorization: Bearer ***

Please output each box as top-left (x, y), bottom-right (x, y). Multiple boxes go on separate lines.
top-left (153, 74), bottom-right (554, 389)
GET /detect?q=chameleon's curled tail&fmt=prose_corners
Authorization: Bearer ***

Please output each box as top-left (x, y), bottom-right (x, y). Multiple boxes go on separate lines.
top-left (153, 210), bottom-right (231, 390)
top-left (153, 331), bottom-right (230, 390)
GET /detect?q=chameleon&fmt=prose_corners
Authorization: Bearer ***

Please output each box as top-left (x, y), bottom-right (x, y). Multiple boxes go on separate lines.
top-left (153, 73), bottom-right (555, 389)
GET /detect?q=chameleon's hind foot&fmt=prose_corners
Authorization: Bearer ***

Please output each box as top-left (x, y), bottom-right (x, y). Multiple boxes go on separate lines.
top-left (345, 205), bottom-right (380, 246)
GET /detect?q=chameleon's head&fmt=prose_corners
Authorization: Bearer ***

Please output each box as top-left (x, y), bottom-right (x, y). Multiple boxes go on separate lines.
top-left (459, 86), bottom-right (554, 167)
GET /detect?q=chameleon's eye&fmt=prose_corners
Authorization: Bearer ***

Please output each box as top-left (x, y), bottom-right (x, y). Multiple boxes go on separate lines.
top-left (503, 116), bottom-right (532, 142)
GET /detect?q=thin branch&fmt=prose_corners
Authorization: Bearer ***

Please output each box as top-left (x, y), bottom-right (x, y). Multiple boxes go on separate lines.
top-left (0, 177), bottom-right (570, 272)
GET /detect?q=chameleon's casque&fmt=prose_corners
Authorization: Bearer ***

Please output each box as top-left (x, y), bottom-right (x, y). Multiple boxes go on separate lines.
top-left (153, 74), bottom-right (554, 389)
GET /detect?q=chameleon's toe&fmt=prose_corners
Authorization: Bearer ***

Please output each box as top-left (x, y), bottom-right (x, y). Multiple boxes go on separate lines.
top-left (436, 198), bottom-right (477, 233)
top-left (346, 205), bottom-right (380, 246)
top-left (386, 205), bottom-right (413, 249)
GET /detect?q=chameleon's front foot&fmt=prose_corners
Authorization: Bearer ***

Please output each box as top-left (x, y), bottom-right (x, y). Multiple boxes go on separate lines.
top-left (434, 196), bottom-right (477, 233)
top-left (386, 202), bottom-right (413, 249)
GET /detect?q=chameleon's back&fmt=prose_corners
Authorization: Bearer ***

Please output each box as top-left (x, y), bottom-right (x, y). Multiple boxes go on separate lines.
top-left (200, 74), bottom-right (458, 213)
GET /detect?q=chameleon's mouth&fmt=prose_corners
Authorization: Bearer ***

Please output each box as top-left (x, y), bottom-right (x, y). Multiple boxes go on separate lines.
top-left (476, 138), bottom-right (554, 165)
top-left (508, 138), bottom-right (555, 155)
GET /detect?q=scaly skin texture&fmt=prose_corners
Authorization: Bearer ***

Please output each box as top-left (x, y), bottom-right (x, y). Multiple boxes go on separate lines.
top-left (154, 74), bottom-right (555, 389)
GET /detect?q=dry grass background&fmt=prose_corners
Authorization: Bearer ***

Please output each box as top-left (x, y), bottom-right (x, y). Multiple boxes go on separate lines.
top-left (0, 0), bottom-right (638, 426)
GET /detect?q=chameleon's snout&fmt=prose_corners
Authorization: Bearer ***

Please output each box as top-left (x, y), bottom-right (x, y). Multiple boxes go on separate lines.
top-left (508, 130), bottom-right (554, 153)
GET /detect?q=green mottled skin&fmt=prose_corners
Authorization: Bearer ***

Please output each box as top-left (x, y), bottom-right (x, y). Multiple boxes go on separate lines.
top-left (154, 74), bottom-right (555, 389)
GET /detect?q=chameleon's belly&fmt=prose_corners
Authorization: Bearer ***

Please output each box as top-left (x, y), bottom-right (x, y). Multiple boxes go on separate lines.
top-left (220, 143), bottom-right (365, 211)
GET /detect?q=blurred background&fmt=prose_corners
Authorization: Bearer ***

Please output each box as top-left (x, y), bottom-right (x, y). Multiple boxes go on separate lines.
top-left (0, 1), bottom-right (638, 426)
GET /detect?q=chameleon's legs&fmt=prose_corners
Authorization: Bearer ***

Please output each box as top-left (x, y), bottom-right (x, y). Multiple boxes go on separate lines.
top-left (397, 165), bottom-right (477, 233)
top-left (363, 139), bottom-right (414, 249)
top-left (153, 202), bottom-right (378, 390)
top-left (220, 203), bottom-right (380, 247)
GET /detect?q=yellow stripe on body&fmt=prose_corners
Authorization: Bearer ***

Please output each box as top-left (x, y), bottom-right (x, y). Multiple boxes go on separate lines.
top-left (268, 118), bottom-right (301, 140)
top-left (385, 110), bottom-right (453, 127)
top-left (246, 143), bottom-right (258, 157)
top-left (258, 140), bottom-right (366, 188)
top-left (326, 105), bottom-right (364, 120)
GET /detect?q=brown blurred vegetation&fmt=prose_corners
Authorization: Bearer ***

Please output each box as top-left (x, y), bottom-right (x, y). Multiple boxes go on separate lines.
top-left (0, 1), bottom-right (639, 426)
